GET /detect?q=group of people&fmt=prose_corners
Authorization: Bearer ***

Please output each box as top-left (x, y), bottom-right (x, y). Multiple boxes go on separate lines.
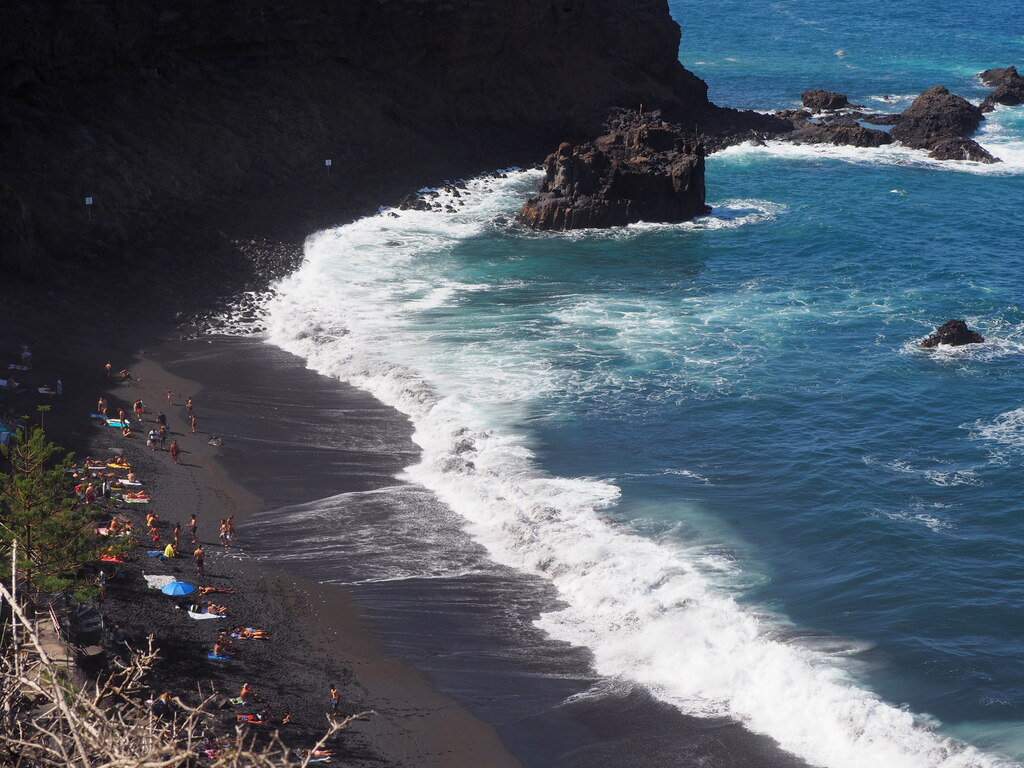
top-left (87, 359), bottom-right (347, 760)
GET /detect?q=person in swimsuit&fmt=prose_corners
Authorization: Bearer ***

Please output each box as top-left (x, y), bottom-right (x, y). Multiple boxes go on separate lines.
top-left (193, 545), bottom-right (205, 576)
top-left (169, 440), bottom-right (180, 464)
top-left (188, 514), bottom-right (198, 543)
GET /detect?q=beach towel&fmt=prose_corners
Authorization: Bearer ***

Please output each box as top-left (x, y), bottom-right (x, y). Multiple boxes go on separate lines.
top-left (106, 420), bottom-right (130, 428)
top-left (7, 363), bottom-right (29, 371)
top-left (188, 610), bottom-right (227, 620)
top-left (107, 461), bottom-right (131, 469)
top-left (146, 551), bottom-right (166, 558)
top-left (124, 497), bottom-right (150, 504)
top-left (99, 554), bottom-right (125, 563)
top-left (37, 387), bottom-right (56, 395)
top-left (143, 574), bottom-right (175, 590)
top-left (90, 413), bottom-right (106, 419)
top-left (207, 654), bottom-right (232, 661)
top-left (94, 527), bottom-right (110, 536)
top-left (228, 696), bottom-right (245, 705)
top-left (118, 480), bottom-right (143, 487)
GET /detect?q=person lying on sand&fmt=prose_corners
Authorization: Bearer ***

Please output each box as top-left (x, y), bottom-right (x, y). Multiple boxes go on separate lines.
top-left (118, 369), bottom-right (140, 382)
top-left (300, 749), bottom-right (333, 758)
top-left (197, 586), bottom-right (235, 596)
top-left (230, 627), bottom-right (268, 640)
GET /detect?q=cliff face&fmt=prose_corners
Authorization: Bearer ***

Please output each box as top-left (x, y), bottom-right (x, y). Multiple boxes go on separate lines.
top-left (0, 0), bottom-right (712, 287)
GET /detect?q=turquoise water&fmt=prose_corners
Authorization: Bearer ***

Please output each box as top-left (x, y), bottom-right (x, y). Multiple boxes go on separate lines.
top-left (263, 2), bottom-right (1024, 765)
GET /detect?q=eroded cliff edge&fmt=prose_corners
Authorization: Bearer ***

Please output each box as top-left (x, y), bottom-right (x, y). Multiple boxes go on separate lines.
top-left (0, 0), bottom-right (749, 300)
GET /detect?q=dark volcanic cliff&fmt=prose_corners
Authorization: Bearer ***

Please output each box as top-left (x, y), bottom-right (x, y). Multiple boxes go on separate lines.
top-left (0, 0), bottom-right (721, 296)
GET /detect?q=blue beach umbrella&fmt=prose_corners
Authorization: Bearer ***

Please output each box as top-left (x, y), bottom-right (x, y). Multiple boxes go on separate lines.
top-left (161, 581), bottom-right (195, 596)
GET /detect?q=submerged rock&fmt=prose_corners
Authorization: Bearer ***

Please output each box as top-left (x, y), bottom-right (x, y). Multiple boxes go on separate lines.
top-left (920, 319), bottom-right (985, 348)
top-left (517, 111), bottom-right (710, 231)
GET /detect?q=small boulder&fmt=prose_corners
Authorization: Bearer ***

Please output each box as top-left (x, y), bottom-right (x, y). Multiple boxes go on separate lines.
top-left (920, 319), bottom-right (985, 348)
top-left (978, 66), bottom-right (1018, 87)
top-left (927, 137), bottom-right (1000, 163)
top-left (791, 116), bottom-right (892, 148)
top-left (801, 90), bottom-right (849, 111)
top-left (978, 65), bottom-right (1024, 112)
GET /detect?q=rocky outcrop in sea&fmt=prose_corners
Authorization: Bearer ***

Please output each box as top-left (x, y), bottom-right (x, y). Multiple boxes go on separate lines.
top-left (517, 113), bottom-right (709, 231)
top-left (920, 319), bottom-right (985, 348)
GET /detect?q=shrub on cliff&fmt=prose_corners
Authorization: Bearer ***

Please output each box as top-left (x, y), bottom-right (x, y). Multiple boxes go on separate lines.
top-left (0, 427), bottom-right (113, 602)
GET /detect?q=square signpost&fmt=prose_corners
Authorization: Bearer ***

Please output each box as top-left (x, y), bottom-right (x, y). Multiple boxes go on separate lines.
top-left (85, 196), bottom-right (93, 221)
top-left (325, 158), bottom-right (332, 177)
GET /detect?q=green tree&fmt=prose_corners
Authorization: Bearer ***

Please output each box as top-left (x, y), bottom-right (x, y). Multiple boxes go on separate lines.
top-left (0, 427), bottom-right (117, 602)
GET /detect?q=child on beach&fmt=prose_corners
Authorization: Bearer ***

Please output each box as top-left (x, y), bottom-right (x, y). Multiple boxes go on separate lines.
top-left (169, 440), bottom-right (180, 464)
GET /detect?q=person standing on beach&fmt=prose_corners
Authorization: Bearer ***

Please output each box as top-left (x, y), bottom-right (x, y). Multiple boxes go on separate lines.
top-left (185, 397), bottom-right (193, 417)
top-left (190, 413), bottom-right (197, 434)
top-left (105, 362), bottom-right (112, 380)
top-left (226, 515), bottom-right (236, 544)
top-left (133, 399), bottom-right (145, 422)
top-left (159, 425), bottom-right (168, 450)
top-left (169, 440), bottom-right (180, 464)
top-left (166, 389), bottom-right (173, 405)
top-left (172, 522), bottom-right (181, 550)
top-left (188, 514), bottom-right (198, 544)
top-left (147, 429), bottom-right (159, 451)
top-left (97, 396), bottom-right (107, 416)
top-left (156, 412), bottom-right (167, 428)
top-left (329, 684), bottom-right (340, 714)
top-left (218, 519), bottom-right (229, 547)
top-left (194, 545), bottom-right (205, 576)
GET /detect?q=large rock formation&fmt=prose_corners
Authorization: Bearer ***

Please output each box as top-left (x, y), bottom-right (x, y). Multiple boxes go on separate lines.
top-left (517, 113), bottom-right (710, 231)
top-left (920, 319), bottom-right (985, 348)
top-left (979, 65), bottom-right (1024, 111)
top-left (0, 0), bottom-right (732, 290)
top-left (889, 86), bottom-right (991, 160)
top-left (801, 90), bottom-right (850, 111)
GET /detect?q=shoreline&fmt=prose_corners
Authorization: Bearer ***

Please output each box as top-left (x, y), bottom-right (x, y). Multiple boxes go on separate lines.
top-left (5, 321), bottom-right (522, 767)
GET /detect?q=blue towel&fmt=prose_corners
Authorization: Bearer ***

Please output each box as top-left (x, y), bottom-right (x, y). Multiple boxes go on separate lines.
top-left (207, 654), bottom-right (231, 661)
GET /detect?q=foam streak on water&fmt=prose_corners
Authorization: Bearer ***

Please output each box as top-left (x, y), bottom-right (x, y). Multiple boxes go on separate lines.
top-left (263, 172), bottom-right (1010, 768)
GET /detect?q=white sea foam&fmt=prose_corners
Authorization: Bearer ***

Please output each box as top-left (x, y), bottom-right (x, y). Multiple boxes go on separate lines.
top-left (715, 116), bottom-right (1024, 175)
top-left (968, 407), bottom-right (1024, 454)
top-left (263, 172), bottom-right (1013, 768)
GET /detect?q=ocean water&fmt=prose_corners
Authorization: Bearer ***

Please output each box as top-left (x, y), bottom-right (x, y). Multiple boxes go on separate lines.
top-left (254, 1), bottom-right (1024, 766)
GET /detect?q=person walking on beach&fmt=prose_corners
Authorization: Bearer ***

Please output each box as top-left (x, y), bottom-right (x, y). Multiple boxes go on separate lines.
top-left (97, 396), bottom-right (108, 416)
top-left (169, 440), bottom-right (180, 464)
top-left (226, 515), bottom-right (236, 544)
top-left (185, 397), bottom-right (193, 417)
top-left (218, 519), bottom-right (229, 547)
top-left (188, 514), bottom-right (198, 544)
top-left (157, 412), bottom-right (167, 428)
top-left (172, 522), bottom-right (181, 550)
top-left (166, 389), bottom-right (173, 405)
top-left (190, 413), bottom-right (197, 433)
top-left (133, 399), bottom-right (145, 422)
top-left (105, 362), bottom-right (112, 380)
top-left (329, 684), bottom-right (340, 714)
top-left (147, 429), bottom-right (159, 451)
top-left (159, 425), bottom-right (168, 450)
top-left (193, 545), bottom-right (205, 577)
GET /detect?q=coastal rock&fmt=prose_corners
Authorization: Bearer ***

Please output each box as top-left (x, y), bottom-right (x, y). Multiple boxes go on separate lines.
top-left (978, 65), bottom-right (1024, 112)
top-left (927, 137), bottom-right (999, 163)
top-left (919, 319), bottom-right (985, 348)
top-left (790, 116), bottom-right (892, 148)
top-left (979, 66), bottom-right (1019, 87)
top-left (517, 112), bottom-right (710, 231)
top-left (890, 86), bottom-right (984, 149)
top-left (801, 90), bottom-right (850, 111)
